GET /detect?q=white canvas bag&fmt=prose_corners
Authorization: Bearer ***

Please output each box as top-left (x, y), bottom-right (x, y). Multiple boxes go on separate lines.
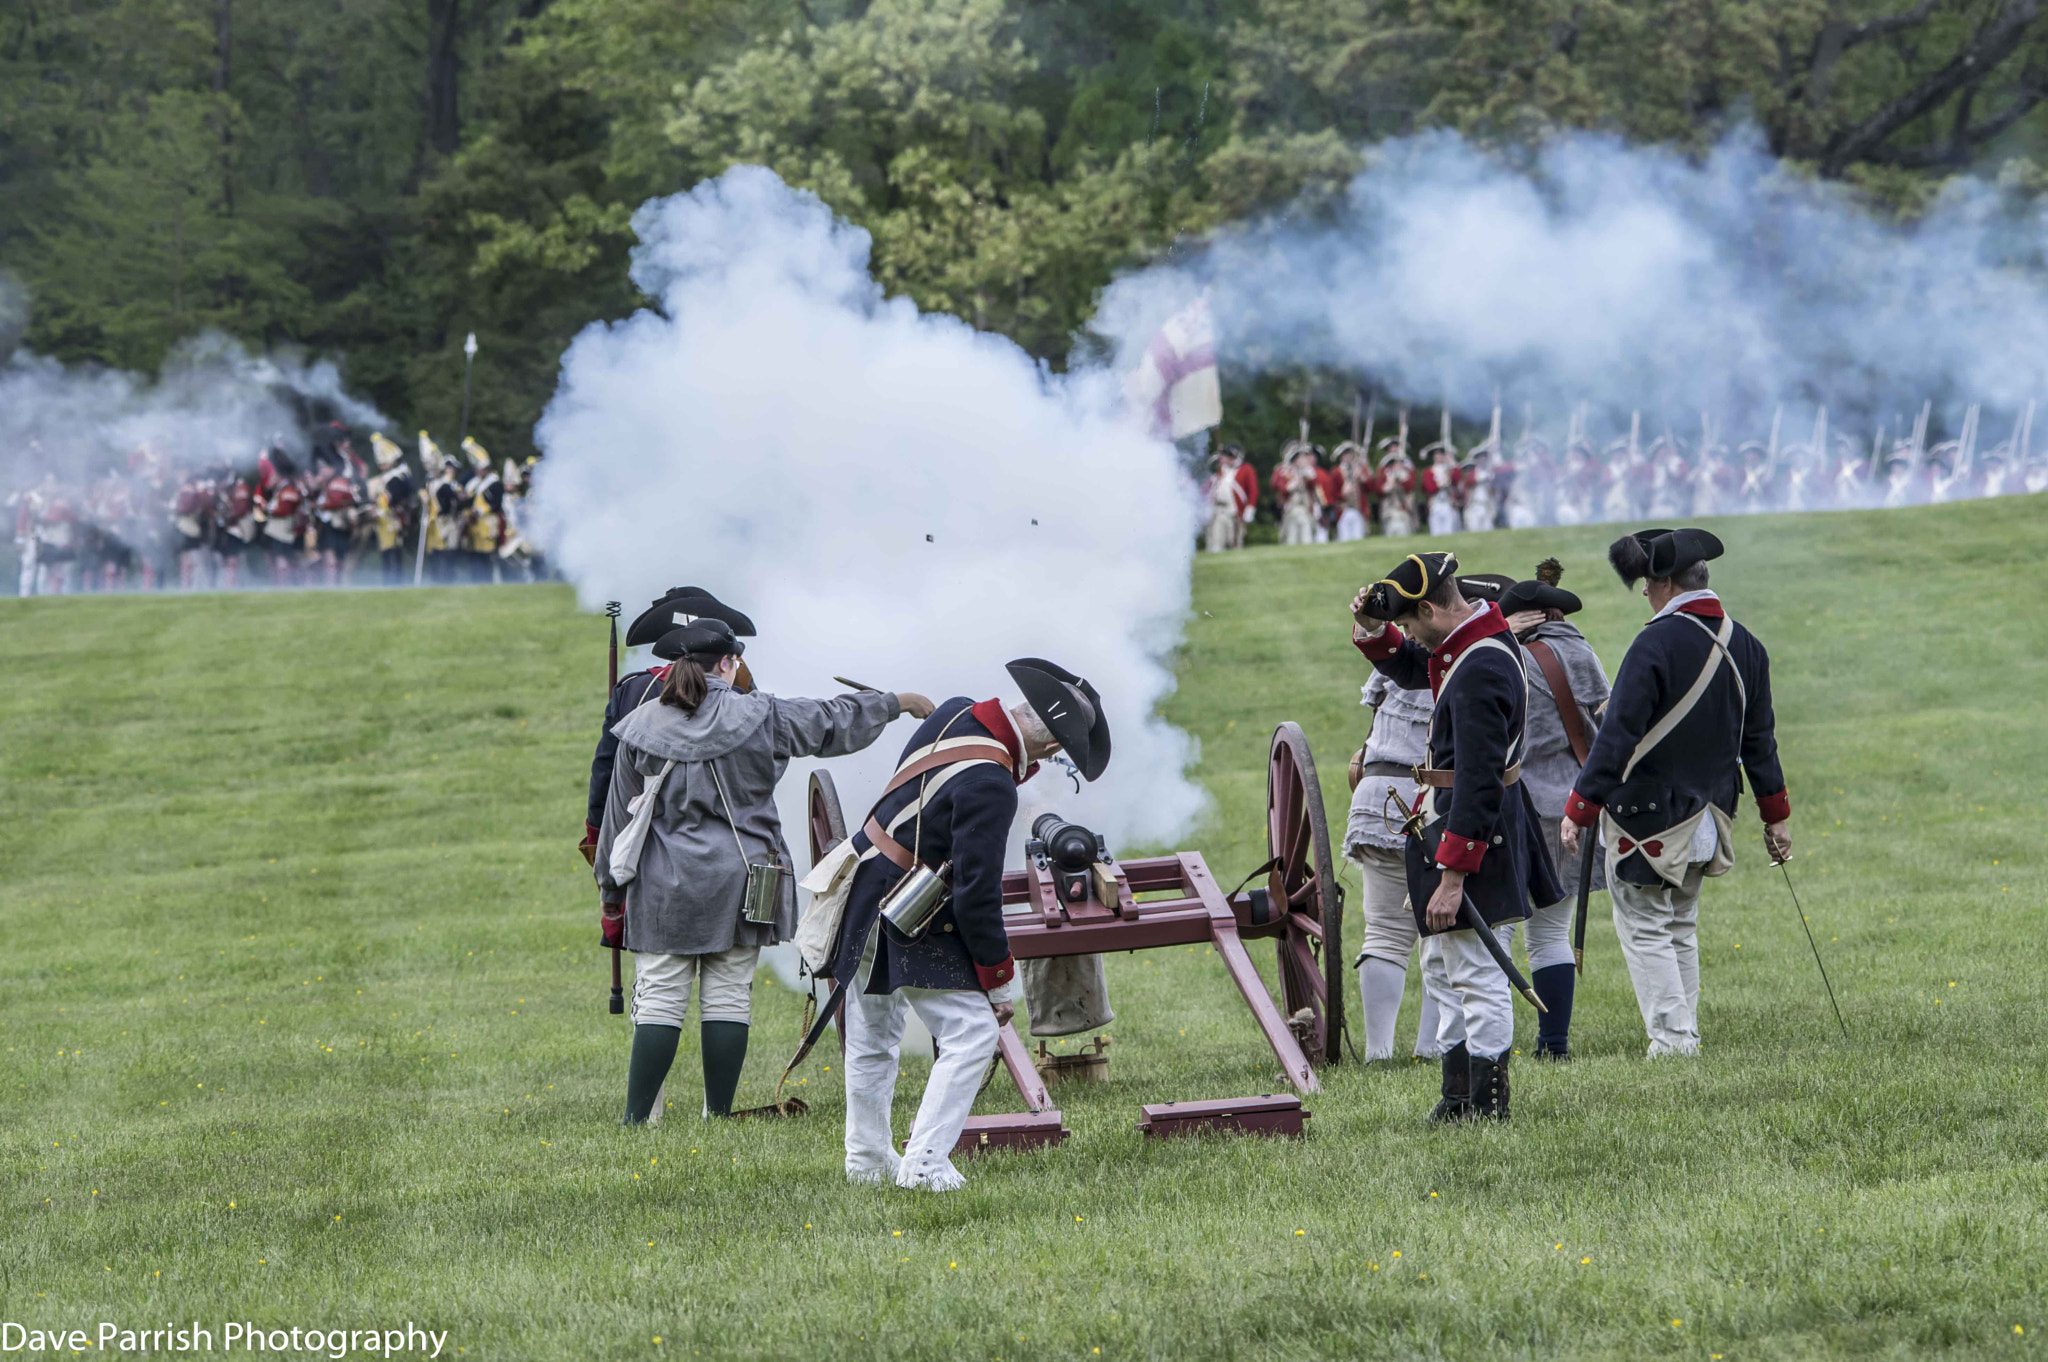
top-left (607, 758), bottom-right (677, 888)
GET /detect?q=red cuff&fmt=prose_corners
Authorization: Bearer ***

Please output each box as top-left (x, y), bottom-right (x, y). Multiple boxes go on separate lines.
top-left (1564, 791), bottom-right (1601, 828)
top-left (1434, 831), bottom-right (1488, 874)
top-left (583, 822), bottom-right (600, 844)
top-left (974, 958), bottom-right (1015, 992)
top-left (1756, 789), bottom-right (1791, 823)
top-left (1354, 623), bottom-right (1405, 661)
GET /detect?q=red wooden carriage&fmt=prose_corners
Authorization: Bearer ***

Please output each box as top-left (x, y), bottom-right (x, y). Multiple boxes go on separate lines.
top-left (805, 721), bottom-right (1346, 1108)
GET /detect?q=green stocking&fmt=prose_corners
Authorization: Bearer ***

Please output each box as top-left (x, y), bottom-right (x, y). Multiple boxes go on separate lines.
top-left (621, 1024), bottom-right (681, 1125)
top-left (701, 1020), bottom-right (750, 1116)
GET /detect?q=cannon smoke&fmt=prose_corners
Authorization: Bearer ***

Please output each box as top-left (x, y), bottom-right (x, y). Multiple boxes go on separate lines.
top-left (529, 167), bottom-right (1208, 858)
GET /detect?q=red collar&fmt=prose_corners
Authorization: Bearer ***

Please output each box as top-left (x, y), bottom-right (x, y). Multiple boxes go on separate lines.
top-left (1677, 599), bottom-right (1725, 619)
top-left (970, 698), bottom-right (1038, 785)
top-left (1426, 602), bottom-right (1511, 697)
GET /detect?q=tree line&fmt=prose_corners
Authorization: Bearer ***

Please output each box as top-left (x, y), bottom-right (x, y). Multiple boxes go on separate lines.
top-left (5, 0), bottom-right (2046, 463)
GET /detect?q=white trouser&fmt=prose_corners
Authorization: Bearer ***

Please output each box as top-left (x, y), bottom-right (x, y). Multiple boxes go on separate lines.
top-left (1609, 865), bottom-right (1706, 1056)
top-left (1336, 508), bottom-right (1367, 542)
top-left (1349, 844), bottom-right (1441, 1059)
top-left (1204, 508), bottom-right (1235, 552)
top-left (1523, 893), bottom-right (1576, 971)
top-left (1420, 923), bottom-right (1515, 1059)
top-left (629, 944), bottom-right (761, 1028)
top-left (841, 928), bottom-right (999, 1192)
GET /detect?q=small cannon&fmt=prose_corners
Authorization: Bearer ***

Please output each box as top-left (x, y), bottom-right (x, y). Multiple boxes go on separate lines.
top-left (806, 721), bottom-right (1345, 1107)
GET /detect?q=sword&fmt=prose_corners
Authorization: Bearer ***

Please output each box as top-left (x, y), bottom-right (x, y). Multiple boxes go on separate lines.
top-left (1571, 828), bottom-right (1597, 974)
top-left (1775, 855), bottom-right (1847, 1040)
top-left (1381, 787), bottom-right (1546, 1013)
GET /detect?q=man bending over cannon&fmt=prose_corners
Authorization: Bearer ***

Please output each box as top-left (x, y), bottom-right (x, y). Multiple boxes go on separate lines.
top-left (820, 659), bottom-right (1110, 1191)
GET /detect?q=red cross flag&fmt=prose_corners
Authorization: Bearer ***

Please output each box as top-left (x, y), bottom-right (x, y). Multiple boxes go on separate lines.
top-left (1125, 293), bottom-right (1221, 441)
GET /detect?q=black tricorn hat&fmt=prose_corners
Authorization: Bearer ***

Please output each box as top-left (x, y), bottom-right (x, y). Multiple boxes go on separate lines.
top-left (1608, 527), bottom-right (1724, 585)
top-left (627, 586), bottom-right (757, 647)
top-left (652, 617), bottom-right (745, 661)
top-left (1006, 657), bottom-right (1111, 782)
top-left (1456, 572), bottom-right (1515, 605)
top-left (1500, 580), bottom-right (1583, 615)
top-left (1357, 550), bottom-right (1459, 621)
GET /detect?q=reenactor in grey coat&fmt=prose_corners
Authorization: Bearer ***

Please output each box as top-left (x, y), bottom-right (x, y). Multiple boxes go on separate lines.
top-left (1498, 559), bottom-right (1611, 1058)
top-left (595, 616), bottom-right (930, 1123)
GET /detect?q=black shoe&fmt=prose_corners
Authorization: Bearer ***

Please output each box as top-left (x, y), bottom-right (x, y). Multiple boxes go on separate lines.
top-left (1470, 1050), bottom-right (1511, 1121)
top-left (1428, 1042), bottom-right (1473, 1124)
top-left (1531, 1044), bottom-right (1570, 1063)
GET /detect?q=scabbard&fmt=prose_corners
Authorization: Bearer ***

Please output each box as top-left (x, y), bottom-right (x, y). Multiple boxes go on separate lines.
top-left (1571, 830), bottom-right (1597, 974)
top-left (1456, 896), bottom-right (1547, 1014)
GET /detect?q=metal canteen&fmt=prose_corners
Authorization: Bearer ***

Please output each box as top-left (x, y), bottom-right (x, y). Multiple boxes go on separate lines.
top-left (879, 859), bottom-right (953, 945)
top-left (740, 861), bottom-right (785, 927)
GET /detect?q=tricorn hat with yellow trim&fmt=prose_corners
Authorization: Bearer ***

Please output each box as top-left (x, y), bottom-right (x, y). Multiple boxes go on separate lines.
top-left (1357, 550), bottom-right (1459, 621)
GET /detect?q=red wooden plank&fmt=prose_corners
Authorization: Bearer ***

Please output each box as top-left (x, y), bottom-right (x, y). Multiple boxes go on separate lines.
top-left (1186, 852), bottom-right (1320, 1095)
top-left (994, 1020), bottom-right (1053, 1114)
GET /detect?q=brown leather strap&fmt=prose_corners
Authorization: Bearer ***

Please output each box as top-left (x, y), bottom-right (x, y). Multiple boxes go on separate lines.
top-left (1524, 638), bottom-right (1592, 765)
top-left (1412, 763), bottom-right (1520, 789)
top-left (862, 816), bottom-right (914, 871)
top-left (879, 742), bottom-right (1013, 799)
top-left (856, 740), bottom-right (1014, 872)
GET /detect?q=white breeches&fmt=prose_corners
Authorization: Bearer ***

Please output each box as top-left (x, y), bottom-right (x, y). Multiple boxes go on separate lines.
top-left (1421, 924), bottom-right (1515, 1059)
top-left (629, 944), bottom-right (761, 1028)
top-left (1609, 866), bottom-right (1706, 1056)
top-left (1336, 508), bottom-right (1367, 542)
top-left (1523, 893), bottom-right (1576, 971)
top-left (841, 929), bottom-right (999, 1192)
top-left (1428, 502), bottom-right (1460, 536)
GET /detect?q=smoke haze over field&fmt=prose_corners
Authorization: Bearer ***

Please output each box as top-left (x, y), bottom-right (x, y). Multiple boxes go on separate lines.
top-left (531, 167), bottom-right (1206, 857)
top-left (0, 324), bottom-right (391, 487)
top-left (1095, 129), bottom-right (2048, 441)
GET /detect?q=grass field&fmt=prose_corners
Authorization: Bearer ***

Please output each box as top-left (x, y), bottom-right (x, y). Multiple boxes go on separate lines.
top-left (3, 498), bottom-right (2046, 1361)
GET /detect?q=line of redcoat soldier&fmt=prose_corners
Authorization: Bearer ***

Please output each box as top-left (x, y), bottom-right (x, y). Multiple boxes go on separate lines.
top-left (1200, 409), bottom-right (2048, 551)
top-left (8, 425), bottom-right (541, 595)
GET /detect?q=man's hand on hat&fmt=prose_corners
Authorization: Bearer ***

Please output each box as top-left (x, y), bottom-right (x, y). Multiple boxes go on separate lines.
top-left (1505, 608), bottom-right (1546, 637)
top-left (895, 692), bottom-right (936, 720)
top-left (1350, 587), bottom-right (1386, 637)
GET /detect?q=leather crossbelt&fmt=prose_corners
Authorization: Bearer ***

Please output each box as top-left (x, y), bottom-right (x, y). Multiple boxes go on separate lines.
top-left (1412, 762), bottom-right (1521, 789)
top-left (1524, 637), bottom-right (1592, 765)
top-left (860, 739), bottom-right (1014, 871)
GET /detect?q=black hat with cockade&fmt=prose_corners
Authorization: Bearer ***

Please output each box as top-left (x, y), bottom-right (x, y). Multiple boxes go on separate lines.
top-left (626, 587), bottom-right (757, 647)
top-left (1006, 658), bottom-right (1111, 782)
top-left (1607, 528), bottom-right (1724, 586)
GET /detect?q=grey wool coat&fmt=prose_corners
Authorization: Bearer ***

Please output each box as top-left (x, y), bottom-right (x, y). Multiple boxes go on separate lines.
top-left (595, 681), bottom-right (900, 956)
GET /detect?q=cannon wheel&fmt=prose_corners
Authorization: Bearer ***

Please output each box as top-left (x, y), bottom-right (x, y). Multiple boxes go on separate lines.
top-left (1267, 722), bottom-right (1345, 1066)
top-left (807, 769), bottom-right (849, 863)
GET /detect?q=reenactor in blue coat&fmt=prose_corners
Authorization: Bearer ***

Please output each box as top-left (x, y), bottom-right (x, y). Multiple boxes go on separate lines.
top-left (1561, 528), bottom-right (1791, 1057)
top-left (827, 659), bottom-right (1110, 1191)
top-left (1352, 551), bottom-right (1561, 1122)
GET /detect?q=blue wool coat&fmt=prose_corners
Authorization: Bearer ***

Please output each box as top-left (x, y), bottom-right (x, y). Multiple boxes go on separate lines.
top-left (1359, 604), bottom-right (1563, 931)
top-left (828, 697), bottom-right (1024, 995)
top-left (1564, 597), bottom-right (1789, 887)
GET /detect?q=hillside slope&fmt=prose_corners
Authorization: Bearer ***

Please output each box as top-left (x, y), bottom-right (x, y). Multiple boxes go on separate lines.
top-left (2, 498), bottom-right (2044, 1360)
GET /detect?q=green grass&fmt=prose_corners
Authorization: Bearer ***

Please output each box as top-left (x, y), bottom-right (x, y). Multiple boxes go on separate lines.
top-left (3, 498), bottom-right (2046, 1360)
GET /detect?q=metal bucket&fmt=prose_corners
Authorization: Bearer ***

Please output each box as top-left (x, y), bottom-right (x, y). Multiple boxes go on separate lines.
top-left (879, 859), bottom-right (952, 945)
top-left (741, 861), bottom-right (785, 926)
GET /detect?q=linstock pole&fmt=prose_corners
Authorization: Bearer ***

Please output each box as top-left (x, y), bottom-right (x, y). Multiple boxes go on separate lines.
top-left (605, 601), bottom-right (624, 1016)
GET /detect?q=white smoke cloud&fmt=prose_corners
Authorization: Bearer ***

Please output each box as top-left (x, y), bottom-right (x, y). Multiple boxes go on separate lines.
top-left (1096, 127), bottom-right (2048, 442)
top-left (0, 325), bottom-right (392, 487)
top-left (531, 166), bottom-right (1206, 859)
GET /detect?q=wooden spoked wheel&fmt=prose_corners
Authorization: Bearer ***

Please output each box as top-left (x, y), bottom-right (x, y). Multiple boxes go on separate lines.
top-left (807, 768), bottom-right (848, 865)
top-left (1267, 722), bottom-right (1345, 1066)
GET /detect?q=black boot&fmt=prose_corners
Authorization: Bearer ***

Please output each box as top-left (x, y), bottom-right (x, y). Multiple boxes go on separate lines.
top-left (621, 1024), bottom-right (682, 1125)
top-left (1428, 1042), bottom-right (1472, 1124)
top-left (1532, 963), bottom-right (1576, 1060)
top-left (1470, 1049), bottom-right (1511, 1121)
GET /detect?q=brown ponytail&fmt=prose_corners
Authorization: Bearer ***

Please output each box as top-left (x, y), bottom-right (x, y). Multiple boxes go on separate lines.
top-left (659, 652), bottom-right (731, 712)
